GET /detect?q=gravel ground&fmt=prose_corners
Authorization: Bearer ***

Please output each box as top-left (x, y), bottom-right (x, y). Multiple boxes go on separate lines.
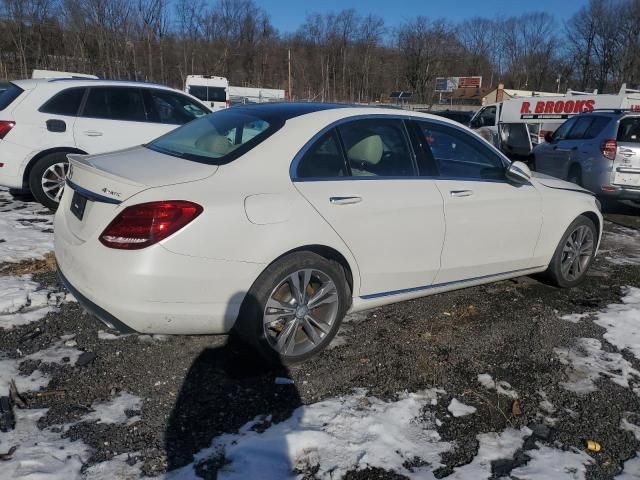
top-left (1, 204), bottom-right (640, 479)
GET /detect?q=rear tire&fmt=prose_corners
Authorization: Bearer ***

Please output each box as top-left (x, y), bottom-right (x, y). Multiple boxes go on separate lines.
top-left (545, 215), bottom-right (597, 288)
top-left (29, 152), bottom-right (70, 211)
top-left (233, 251), bottom-right (350, 365)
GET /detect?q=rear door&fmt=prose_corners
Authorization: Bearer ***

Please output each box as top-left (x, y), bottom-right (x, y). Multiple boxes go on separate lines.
top-left (292, 118), bottom-right (446, 297)
top-left (613, 116), bottom-right (640, 188)
top-left (412, 120), bottom-right (542, 283)
top-left (74, 86), bottom-right (167, 154)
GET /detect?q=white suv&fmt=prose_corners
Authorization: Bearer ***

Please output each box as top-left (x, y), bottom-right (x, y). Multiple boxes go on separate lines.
top-left (0, 78), bottom-right (210, 209)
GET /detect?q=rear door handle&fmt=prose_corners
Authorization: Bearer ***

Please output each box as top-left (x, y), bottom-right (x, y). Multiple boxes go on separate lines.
top-left (450, 190), bottom-right (473, 198)
top-left (84, 130), bottom-right (103, 137)
top-left (330, 196), bottom-right (362, 205)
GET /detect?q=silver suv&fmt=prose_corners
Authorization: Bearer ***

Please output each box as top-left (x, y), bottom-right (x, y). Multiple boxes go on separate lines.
top-left (533, 110), bottom-right (640, 201)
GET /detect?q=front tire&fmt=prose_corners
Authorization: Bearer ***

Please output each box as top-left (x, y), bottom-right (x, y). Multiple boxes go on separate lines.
top-left (545, 215), bottom-right (597, 288)
top-left (29, 152), bottom-right (69, 210)
top-left (233, 252), bottom-right (350, 364)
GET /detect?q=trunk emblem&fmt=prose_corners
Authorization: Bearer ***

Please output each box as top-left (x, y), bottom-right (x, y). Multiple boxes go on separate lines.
top-left (101, 187), bottom-right (121, 198)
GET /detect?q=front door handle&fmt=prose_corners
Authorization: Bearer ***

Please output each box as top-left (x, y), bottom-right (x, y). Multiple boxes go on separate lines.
top-left (330, 196), bottom-right (362, 205)
top-left (450, 190), bottom-right (473, 198)
top-left (84, 130), bottom-right (103, 137)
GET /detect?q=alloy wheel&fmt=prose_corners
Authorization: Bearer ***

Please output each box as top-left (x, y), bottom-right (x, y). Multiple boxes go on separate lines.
top-left (263, 268), bottom-right (339, 357)
top-left (41, 161), bottom-right (69, 203)
top-left (560, 225), bottom-right (594, 282)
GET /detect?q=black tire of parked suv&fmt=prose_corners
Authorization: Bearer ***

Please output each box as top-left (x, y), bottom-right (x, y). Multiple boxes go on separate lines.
top-left (544, 215), bottom-right (597, 288)
top-left (232, 251), bottom-right (350, 365)
top-left (29, 152), bottom-right (69, 211)
top-left (567, 165), bottom-right (582, 186)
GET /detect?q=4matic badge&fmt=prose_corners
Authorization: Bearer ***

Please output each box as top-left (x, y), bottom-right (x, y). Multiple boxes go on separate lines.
top-left (101, 187), bottom-right (121, 198)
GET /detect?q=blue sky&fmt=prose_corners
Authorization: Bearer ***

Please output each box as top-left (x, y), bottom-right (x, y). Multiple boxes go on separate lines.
top-left (255, 0), bottom-right (589, 33)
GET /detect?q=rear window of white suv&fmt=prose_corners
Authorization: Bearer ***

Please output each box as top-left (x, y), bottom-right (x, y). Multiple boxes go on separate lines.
top-left (0, 84), bottom-right (23, 111)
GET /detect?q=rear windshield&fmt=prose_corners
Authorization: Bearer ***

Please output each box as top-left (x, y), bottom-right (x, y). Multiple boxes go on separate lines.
top-left (188, 85), bottom-right (227, 103)
top-left (617, 117), bottom-right (640, 143)
top-left (0, 84), bottom-right (24, 111)
top-left (147, 109), bottom-right (283, 164)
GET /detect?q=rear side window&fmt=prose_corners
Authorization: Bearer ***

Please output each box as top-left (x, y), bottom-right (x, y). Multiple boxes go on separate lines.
top-left (0, 85), bottom-right (23, 111)
top-left (82, 87), bottom-right (146, 122)
top-left (297, 130), bottom-right (347, 178)
top-left (147, 110), bottom-right (282, 165)
top-left (146, 89), bottom-right (208, 125)
top-left (188, 86), bottom-right (227, 103)
top-left (338, 119), bottom-right (415, 177)
top-left (567, 116), bottom-right (610, 140)
top-left (617, 117), bottom-right (640, 144)
top-left (583, 116), bottom-right (610, 139)
top-left (39, 88), bottom-right (86, 116)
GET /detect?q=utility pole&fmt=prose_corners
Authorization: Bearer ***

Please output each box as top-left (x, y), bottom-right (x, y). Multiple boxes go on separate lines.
top-left (288, 48), bottom-right (292, 101)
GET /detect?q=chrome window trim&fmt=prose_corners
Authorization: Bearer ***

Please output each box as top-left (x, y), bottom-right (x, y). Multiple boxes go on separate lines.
top-left (290, 113), bottom-right (512, 182)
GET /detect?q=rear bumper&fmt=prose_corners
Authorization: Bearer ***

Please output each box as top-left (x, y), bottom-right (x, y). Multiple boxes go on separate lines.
top-left (54, 200), bottom-right (266, 335)
top-left (598, 185), bottom-right (640, 200)
top-left (0, 140), bottom-right (32, 189)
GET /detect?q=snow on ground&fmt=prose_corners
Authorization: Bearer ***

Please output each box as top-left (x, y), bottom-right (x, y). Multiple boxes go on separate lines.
top-left (616, 455), bottom-right (640, 479)
top-left (509, 445), bottom-right (593, 480)
top-left (0, 274), bottom-right (67, 329)
top-left (0, 187), bottom-right (54, 263)
top-left (477, 373), bottom-right (519, 398)
top-left (82, 392), bottom-right (143, 425)
top-left (447, 428), bottom-right (530, 479)
top-left (447, 398), bottom-right (477, 417)
top-left (555, 338), bottom-right (640, 394)
top-left (166, 388), bottom-right (451, 480)
top-left (602, 224), bottom-right (640, 266)
top-left (592, 287), bottom-right (640, 360)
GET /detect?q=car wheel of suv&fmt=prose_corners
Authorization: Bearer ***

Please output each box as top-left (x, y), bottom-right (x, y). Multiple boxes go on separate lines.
top-left (234, 251), bottom-right (350, 364)
top-left (29, 152), bottom-right (69, 210)
top-left (545, 215), bottom-right (597, 288)
top-left (567, 165), bottom-right (582, 186)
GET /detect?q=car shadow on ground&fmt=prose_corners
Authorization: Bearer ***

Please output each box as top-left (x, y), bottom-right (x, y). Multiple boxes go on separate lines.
top-left (165, 293), bottom-right (302, 476)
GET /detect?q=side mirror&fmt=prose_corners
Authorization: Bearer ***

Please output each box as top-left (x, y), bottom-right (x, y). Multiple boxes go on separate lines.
top-left (544, 131), bottom-right (554, 143)
top-left (506, 161), bottom-right (532, 184)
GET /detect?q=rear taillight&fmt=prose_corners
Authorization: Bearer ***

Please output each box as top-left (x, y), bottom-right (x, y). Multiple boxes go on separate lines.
top-left (0, 121), bottom-right (15, 139)
top-left (99, 201), bottom-right (203, 250)
top-left (601, 139), bottom-right (617, 160)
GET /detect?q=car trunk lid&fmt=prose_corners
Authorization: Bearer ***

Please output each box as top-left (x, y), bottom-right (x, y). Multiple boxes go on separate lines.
top-left (63, 146), bottom-right (217, 241)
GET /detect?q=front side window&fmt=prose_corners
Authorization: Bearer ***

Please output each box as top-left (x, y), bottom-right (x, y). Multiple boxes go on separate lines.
top-left (551, 117), bottom-right (577, 141)
top-left (417, 121), bottom-right (506, 180)
top-left (82, 87), bottom-right (146, 122)
top-left (147, 89), bottom-right (208, 125)
top-left (188, 85), bottom-right (227, 103)
top-left (297, 130), bottom-right (347, 178)
top-left (148, 110), bottom-right (281, 164)
top-left (40, 88), bottom-right (86, 116)
top-left (567, 117), bottom-right (594, 140)
top-left (617, 117), bottom-right (640, 144)
top-left (338, 119), bottom-right (415, 177)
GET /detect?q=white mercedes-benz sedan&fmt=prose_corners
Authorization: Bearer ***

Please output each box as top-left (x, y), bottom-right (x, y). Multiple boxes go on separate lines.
top-left (54, 103), bottom-right (603, 363)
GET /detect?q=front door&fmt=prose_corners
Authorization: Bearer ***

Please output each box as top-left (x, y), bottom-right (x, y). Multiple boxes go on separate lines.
top-left (292, 118), bottom-right (445, 297)
top-left (413, 120), bottom-right (543, 284)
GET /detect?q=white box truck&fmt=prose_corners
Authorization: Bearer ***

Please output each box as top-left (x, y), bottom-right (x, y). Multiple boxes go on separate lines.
top-left (184, 75), bottom-right (229, 111)
top-left (469, 85), bottom-right (640, 160)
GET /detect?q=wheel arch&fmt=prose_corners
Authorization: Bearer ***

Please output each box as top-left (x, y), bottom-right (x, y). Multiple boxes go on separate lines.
top-left (580, 210), bottom-right (601, 239)
top-left (22, 147), bottom-right (87, 188)
top-left (269, 244), bottom-right (357, 299)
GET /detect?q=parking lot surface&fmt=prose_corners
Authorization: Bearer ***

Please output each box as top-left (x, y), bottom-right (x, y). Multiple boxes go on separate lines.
top-left (1, 187), bottom-right (640, 479)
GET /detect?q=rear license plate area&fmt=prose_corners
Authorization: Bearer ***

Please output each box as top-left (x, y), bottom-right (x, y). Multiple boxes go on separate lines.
top-left (70, 190), bottom-right (88, 220)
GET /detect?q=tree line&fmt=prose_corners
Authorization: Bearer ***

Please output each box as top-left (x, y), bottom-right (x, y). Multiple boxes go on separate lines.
top-left (1, 0), bottom-right (639, 105)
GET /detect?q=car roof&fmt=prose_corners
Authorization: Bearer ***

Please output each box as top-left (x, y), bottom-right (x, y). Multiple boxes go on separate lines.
top-left (581, 109), bottom-right (640, 118)
top-left (10, 78), bottom-right (177, 92)
top-left (227, 102), bottom-right (465, 126)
